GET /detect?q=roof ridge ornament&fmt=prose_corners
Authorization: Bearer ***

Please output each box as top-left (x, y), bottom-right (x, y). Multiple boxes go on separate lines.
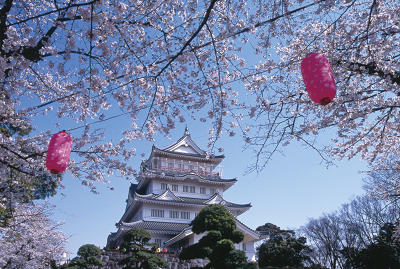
top-left (184, 125), bottom-right (190, 136)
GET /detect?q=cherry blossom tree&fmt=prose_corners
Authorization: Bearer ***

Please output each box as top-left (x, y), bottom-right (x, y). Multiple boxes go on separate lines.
top-left (0, 202), bottom-right (68, 268)
top-left (1, 0), bottom-right (399, 207)
top-left (242, 0), bottom-right (400, 174)
top-left (363, 157), bottom-right (400, 203)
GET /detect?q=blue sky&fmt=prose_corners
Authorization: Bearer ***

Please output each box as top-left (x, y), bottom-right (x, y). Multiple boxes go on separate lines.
top-left (20, 8), bottom-right (369, 256)
top-left (19, 45), bottom-right (370, 258)
top-left (45, 122), bottom-right (368, 257)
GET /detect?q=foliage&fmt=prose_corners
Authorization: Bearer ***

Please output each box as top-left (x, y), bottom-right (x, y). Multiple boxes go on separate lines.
top-left (341, 223), bottom-right (400, 269)
top-left (363, 156), bottom-right (400, 203)
top-left (180, 204), bottom-right (257, 269)
top-left (67, 244), bottom-right (103, 268)
top-left (119, 251), bottom-right (167, 269)
top-left (77, 244), bottom-right (102, 260)
top-left (0, 0), bottom-right (398, 201)
top-left (256, 223), bottom-right (281, 233)
top-left (2, 0), bottom-right (399, 266)
top-left (118, 228), bottom-right (167, 269)
top-left (299, 195), bottom-right (400, 269)
top-left (191, 204), bottom-right (242, 240)
top-left (257, 224), bottom-right (312, 268)
top-left (122, 227), bottom-right (152, 248)
top-left (0, 118), bottom-right (59, 227)
top-left (0, 202), bottom-right (68, 269)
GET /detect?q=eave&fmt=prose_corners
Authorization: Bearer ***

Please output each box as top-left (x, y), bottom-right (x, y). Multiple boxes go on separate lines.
top-left (109, 220), bottom-right (191, 246)
top-left (133, 190), bottom-right (251, 212)
top-left (152, 147), bottom-right (224, 163)
top-left (164, 218), bottom-right (264, 247)
top-left (136, 167), bottom-right (237, 192)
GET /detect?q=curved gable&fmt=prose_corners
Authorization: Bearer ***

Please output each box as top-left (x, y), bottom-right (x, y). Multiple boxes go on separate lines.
top-left (155, 189), bottom-right (183, 201)
top-left (163, 134), bottom-right (205, 155)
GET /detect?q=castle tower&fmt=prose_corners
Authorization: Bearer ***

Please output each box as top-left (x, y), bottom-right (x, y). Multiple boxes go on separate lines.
top-left (107, 128), bottom-right (263, 260)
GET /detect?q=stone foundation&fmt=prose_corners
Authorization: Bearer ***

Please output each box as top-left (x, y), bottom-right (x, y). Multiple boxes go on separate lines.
top-left (87, 251), bottom-right (207, 269)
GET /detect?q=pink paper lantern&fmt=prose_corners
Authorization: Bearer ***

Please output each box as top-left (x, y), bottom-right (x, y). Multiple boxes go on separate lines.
top-left (46, 131), bottom-right (73, 174)
top-left (301, 53), bottom-right (337, 105)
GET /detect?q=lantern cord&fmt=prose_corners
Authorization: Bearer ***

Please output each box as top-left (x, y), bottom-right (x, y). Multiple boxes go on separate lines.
top-left (65, 107), bottom-right (145, 132)
top-left (31, 1), bottom-right (324, 112)
top-left (34, 92), bottom-right (79, 109)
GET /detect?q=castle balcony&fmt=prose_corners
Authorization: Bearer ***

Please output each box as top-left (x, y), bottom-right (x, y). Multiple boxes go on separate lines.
top-left (149, 157), bottom-right (224, 179)
top-left (150, 163), bottom-right (223, 179)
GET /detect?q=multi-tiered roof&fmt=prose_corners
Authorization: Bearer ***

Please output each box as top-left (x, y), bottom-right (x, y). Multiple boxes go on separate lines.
top-left (107, 128), bottom-right (263, 258)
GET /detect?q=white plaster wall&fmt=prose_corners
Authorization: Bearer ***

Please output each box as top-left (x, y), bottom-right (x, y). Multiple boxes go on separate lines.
top-left (190, 233), bottom-right (205, 245)
top-left (174, 145), bottom-right (198, 154)
top-left (234, 242), bottom-right (256, 261)
top-left (131, 205), bottom-right (144, 222)
top-left (245, 242), bottom-right (256, 261)
top-left (142, 203), bottom-right (200, 223)
top-left (146, 183), bottom-right (153, 194)
top-left (152, 178), bottom-right (223, 198)
top-left (150, 233), bottom-right (174, 247)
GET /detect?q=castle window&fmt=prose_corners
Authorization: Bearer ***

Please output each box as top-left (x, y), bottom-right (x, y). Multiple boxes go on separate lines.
top-left (161, 183), bottom-right (167, 190)
top-left (153, 159), bottom-right (160, 169)
top-left (190, 186), bottom-right (195, 193)
top-left (151, 209), bottom-right (164, 218)
top-left (200, 187), bottom-right (206, 194)
top-left (210, 188), bottom-right (217, 194)
top-left (178, 163), bottom-right (184, 171)
top-left (168, 163), bottom-right (174, 171)
top-left (172, 184), bottom-right (178, 191)
top-left (243, 243), bottom-right (247, 251)
top-left (169, 210), bottom-right (179, 219)
top-left (183, 186), bottom-right (189, 192)
top-left (181, 212), bottom-right (190, 219)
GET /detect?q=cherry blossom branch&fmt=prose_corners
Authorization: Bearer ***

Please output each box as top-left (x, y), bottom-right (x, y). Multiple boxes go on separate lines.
top-left (24, 0), bottom-right (329, 114)
top-left (345, 61), bottom-right (400, 85)
top-left (6, 0), bottom-right (97, 27)
top-left (153, 0), bottom-right (219, 79)
top-left (0, 0), bottom-right (13, 50)
top-left (140, 0), bottom-right (218, 132)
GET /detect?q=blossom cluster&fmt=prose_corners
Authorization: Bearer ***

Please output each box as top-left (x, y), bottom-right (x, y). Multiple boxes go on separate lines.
top-left (0, 0), bottom-right (399, 204)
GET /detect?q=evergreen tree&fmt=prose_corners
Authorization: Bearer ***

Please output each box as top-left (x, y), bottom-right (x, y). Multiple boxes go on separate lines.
top-left (256, 223), bottom-right (312, 268)
top-left (118, 228), bottom-right (167, 269)
top-left (342, 223), bottom-right (400, 269)
top-left (0, 119), bottom-right (60, 228)
top-left (179, 204), bottom-right (258, 269)
top-left (67, 244), bottom-right (103, 268)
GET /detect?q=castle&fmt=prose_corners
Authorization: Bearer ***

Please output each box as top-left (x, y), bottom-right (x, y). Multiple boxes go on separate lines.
top-left (107, 128), bottom-right (263, 260)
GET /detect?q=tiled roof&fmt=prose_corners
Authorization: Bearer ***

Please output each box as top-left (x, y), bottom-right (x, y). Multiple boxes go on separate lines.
top-left (158, 130), bottom-right (207, 156)
top-left (179, 196), bottom-right (208, 204)
top-left (164, 227), bottom-right (193, 246)
top-left (164, 217), bottom-right (264, 246)
top-left (134, 191), bottom-right (251, 209)
top-left (154, 147), bottom-right (224, 160)
top-left (121, 220), bottom-right (190, 234)
top-left (140, 166), bottom-right (237, 183)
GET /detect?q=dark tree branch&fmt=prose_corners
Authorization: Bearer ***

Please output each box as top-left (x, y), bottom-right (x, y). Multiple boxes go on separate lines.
top-left (6, 0), bottom-right (96, 27)
top-left (8, 0), bottom-right (98, 62)
top-left (154, 0), bottom-right (218, 79)
top-left (0, 0), bottom-right (13, 52)
top-left (140, 0), bottom-right (219, 132)
top-left (345, 61), bottom-right (400, 85)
